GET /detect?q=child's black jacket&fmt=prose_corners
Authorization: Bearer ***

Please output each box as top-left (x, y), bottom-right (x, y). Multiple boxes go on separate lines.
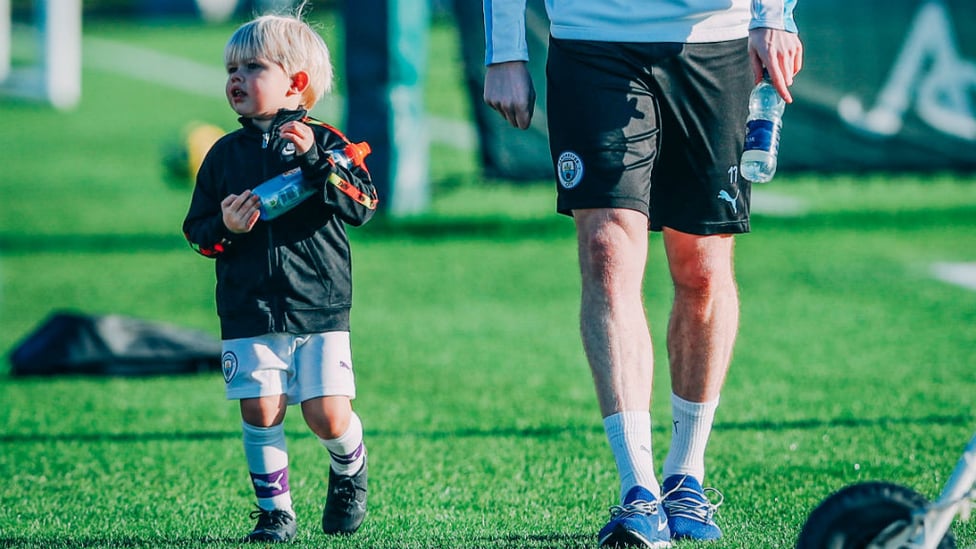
top-left (183, 108), bottom-right (378, 340)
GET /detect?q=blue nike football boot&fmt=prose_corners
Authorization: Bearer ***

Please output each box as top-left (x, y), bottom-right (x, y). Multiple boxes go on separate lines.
top-left (661, 475), bottom-right (723, 541)
top-left (598, 485), bottom-right (672, 548)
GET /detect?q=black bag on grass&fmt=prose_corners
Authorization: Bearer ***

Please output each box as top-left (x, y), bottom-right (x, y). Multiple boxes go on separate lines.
top-left (9, 311), bottom-right (221, 377)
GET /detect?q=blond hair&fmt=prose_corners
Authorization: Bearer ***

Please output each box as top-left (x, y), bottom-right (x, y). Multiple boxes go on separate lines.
top-left (224, 7), bottom-right (333, 109)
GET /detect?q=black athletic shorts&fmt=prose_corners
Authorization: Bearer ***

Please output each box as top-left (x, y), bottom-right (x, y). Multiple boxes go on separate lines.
top-left (546, 37), bottom-right (754, 235)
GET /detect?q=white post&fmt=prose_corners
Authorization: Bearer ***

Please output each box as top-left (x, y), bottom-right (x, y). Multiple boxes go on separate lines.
top-left (40, 0), bottom-right (81, 109)
top-left (0, 0), bottom-right (10, 82)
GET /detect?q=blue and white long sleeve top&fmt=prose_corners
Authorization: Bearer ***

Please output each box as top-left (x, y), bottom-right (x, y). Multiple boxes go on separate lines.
top-left (484, 0), bottom-right (799, 65)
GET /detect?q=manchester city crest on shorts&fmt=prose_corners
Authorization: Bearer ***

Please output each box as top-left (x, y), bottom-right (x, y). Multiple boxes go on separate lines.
top-left (221, 351), bottom-right (238, 383)
top-left (557, 151), bottom-right (583, 189)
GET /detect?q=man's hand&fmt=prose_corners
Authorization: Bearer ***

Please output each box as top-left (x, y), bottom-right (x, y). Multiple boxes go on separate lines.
top-left (222, 190), bottom-right (261, 233)
top-left (748, 28), bottom-right (804, 103)
top-left (484, 61), bottom-right (536, 130)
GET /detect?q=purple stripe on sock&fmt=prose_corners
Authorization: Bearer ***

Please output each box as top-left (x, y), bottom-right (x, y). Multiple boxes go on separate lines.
top-left (250, 467), bottom-right (289, 498)
top-left (328, 442), bottom-right (364, 465)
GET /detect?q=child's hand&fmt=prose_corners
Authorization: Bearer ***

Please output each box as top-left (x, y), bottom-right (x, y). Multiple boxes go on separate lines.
top-left (222, 190), bottom-right (261, 233)
top-left (277, 121), bottom-right (315, 156)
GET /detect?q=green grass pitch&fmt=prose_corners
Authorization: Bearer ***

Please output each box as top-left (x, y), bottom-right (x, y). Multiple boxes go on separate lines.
top-left (1, 10), bottom-right (976, 549)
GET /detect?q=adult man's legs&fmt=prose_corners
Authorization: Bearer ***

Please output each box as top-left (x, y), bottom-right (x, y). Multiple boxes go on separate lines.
top-left (660, 228), bottom-right (738, 540)
top-left (575, 208), bottom-right (671, 548)
top-left (663, 229), bottom-right (738, 403)
top-left (575, 208), bottom-right (654, 423)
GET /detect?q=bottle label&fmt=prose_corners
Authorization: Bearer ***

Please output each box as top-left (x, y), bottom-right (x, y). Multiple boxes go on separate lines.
top-left (743, 119), bottom-right (781, 153)
top-left (252, 168), bottom-right (314, 220)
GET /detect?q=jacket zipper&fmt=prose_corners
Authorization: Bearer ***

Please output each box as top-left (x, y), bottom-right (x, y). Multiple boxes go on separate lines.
top-left (262, 130), bottom-right (285, 333)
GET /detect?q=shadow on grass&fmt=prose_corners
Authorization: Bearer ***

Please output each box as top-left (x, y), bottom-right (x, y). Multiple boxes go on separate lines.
top-left (0, 216), bottom-right (573, 255)
top-left (0, 533), bottom-right (594, 549)
top-left (359, 215), bottom-right (573, 241)
top-left (4, 204), bottom-right (972, 254)
top-left (754, 204), bottom-right (976, 232)
top-left (0, 535), bottom-right (242, 549)
top-left (717, 413), bottom-right (973, 432)
top-left (472, 532), bottom-right (594, 548)
top-left (0, 233), bottom-right (190, 254)
top-left (2, 414), bottom-right (970, 445)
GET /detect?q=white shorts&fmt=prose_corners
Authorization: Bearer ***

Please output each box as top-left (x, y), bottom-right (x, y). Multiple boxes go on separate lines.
top-left (221, 332), bottom-right (356, 404)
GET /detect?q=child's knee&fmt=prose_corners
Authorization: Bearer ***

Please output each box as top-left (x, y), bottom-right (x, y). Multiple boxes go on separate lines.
top-left (240, 395), bottom-right (287, 427)
top-left (301, 396), bottom-right (352, 439)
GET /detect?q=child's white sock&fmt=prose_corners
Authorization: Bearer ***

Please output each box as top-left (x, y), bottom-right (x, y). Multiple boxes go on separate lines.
top-left (319, 412), bottom-right (366, 476)
top-left (662, 393), bottom-right (719, 482)
top-left (604, 411), bottom-right (660, 502)
top-left (242, 421), bottom-right (294, 514)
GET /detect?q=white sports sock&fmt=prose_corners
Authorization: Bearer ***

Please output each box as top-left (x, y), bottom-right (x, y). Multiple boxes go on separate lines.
top-left (242, 421), bottom-right (293, 513)
top-left (319, 412), bottom-right (366, 476)
top-left (604, 411), bottom-right (660, 502)
top-left (663, 393), bottom-right (719, 483)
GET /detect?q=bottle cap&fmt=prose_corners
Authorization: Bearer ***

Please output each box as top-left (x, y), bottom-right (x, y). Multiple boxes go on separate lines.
top-left (343, 142), bottom-right (371, 167)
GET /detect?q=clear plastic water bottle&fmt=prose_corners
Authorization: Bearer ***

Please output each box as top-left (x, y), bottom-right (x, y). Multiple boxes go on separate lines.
top-left (739, 72), bottom-right (786, 183)
top-left (252, 168), bottom-right (314, 220)
top-left (252, 142), bottom-right (371, 220)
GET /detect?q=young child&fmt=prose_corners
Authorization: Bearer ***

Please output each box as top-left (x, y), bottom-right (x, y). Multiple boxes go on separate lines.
top-left (182, 5), bottom-right (378, 542)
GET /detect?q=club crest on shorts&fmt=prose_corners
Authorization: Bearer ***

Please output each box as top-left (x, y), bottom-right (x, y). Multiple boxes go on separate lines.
top-left (557, 151), bottom-right (584, 189)
top-left (221, 351), bottom-right (239, 383)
